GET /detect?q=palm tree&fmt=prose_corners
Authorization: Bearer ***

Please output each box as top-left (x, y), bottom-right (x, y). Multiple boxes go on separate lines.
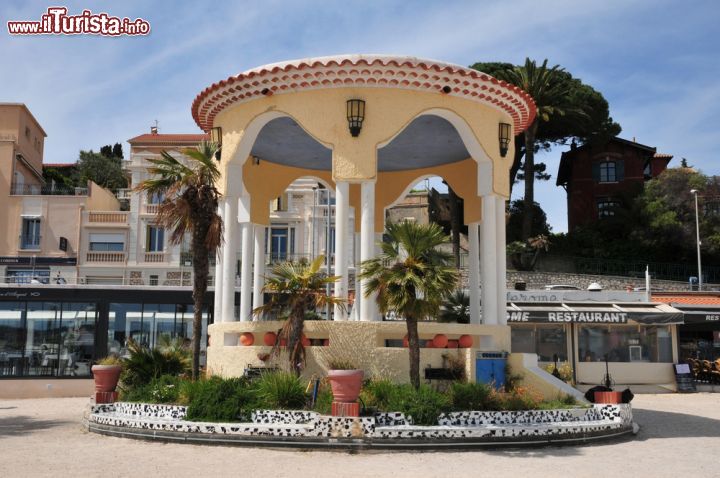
top-left (253, 256), bottom-right (344, 375)
top-left (497, 58), bottom-right (573, 240)
top-left (135, 141), bottom-right (222, 380)
top-left (360, 221), bottom-right (458, 389)
top-left (438, 290), bottom-right (470, 324)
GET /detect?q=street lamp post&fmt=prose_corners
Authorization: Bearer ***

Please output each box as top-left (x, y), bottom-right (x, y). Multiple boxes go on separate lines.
top-left (691, 189), bottom-right (702, 291)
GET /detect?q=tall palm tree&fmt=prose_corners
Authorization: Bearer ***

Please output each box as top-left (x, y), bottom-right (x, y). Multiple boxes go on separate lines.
top-left (253, 256), bottom-right (343, 375)
top-left (135, 141), bottom-right (222, 380)
top-left (497, 58), bottom-right (573, 240)
top-left (360, 221), bottom-right (458, 389)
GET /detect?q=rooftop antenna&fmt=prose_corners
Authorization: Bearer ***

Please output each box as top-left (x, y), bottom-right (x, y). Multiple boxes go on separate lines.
top-left (151, 120), bottom-right (159, 134)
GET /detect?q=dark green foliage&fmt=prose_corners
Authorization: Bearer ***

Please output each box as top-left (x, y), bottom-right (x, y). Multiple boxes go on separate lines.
top-left (438, 290), bottom-right (470, 324)
top-left (119, 339), bottom-right (190, 390)
top-left (313, 384), bottom-right (333, 415)
top-left (255, 372), bottom-right (308, 409)
top-left (385, 384), bottom-right (451, 425)
top-left (507, 200), bottom-right (551, 243)
top-left (449, 382), bottom-right (502, 411)
top-left (185, 377), bottom-right (258, 422)
top-left (77, 150), bottom-right (128, 189)
top-left (360, 378), bottom-right (396, 411)
top-left (121, 375), bottom-right (183, 404)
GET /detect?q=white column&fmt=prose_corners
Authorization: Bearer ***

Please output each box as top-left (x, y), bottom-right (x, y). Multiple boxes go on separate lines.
top-left (496, 198), bottom-right (507, 325)
top-left (239, 222), bottom-right (253, 322)
top-left (360, 181), bottom-right (378, 321)
top-left (252, 225), bottom-right (265, 317)
top-left (480, 195), bottom-right (498, 325)
top-left (221, 198), bottom-right (238, 322)
top-left (334, 181), bottom-right (349, 320)
top-left (213, 204), bottom-right (224, 322)
top-left (468, 222), bottom-right (481, 324)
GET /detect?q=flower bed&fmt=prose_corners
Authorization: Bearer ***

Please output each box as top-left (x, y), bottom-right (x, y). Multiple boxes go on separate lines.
top-left (86, 401), bottom-right (634, 449)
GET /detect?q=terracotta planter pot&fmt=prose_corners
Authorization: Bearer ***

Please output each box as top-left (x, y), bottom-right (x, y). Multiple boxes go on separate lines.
top-left (328, 369), bottom-right (364, 402)
top-left (239, 332), bottom-right (254, 346)
top-left (263, 332), bottom-right (277, 346)
top-left (594, 391), bottom-right (622, 404)
top-left (458, 335), bottom-right (473, 348)
top-left (91, 365), bottom-right (122, 393)
top-left (433, 334), bottom-right (448, 348)
top-left (447, 339), bottom-right (459, 349)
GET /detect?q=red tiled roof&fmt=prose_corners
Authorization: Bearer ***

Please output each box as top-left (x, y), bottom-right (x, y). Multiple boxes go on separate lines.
top-left (128, 133), bottom-right (208, 144)
top-left (652, 294), bottom-right (720, 305)
top-left (191, 54), bottom-right (537, 133)
top-left (654, 152), bottom-right (673, 159)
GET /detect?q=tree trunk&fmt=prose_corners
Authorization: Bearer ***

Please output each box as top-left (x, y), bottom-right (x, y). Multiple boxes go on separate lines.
top-left (509, 135), bottom-right (525, 194)
top-left (287, 302), bottom-right (306, 375)
top-left (191, 229), bottom-right (210, 381)
top-left (406, 316), bottom-right (420, 389)
top-left (448, 186), bottom-right (461, 269)
top-left (521, 121), bottom-right (539, 240)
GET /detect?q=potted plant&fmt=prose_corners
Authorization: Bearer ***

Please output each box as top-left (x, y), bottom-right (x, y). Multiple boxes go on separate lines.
top-left (91, 355), bottom-right (123, 393)
top-left (326, 359), bottom-right (364, 402)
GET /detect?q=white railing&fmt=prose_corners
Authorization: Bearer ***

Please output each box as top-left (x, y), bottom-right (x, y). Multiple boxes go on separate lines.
top-left (87, 211), bottom-right (129, 223)
top-left (86, 251), bottom-right (127, 263)
top-left (144, 252), bottom-right (166, 263)
top-left (144, 204), bottom-right (159, 214)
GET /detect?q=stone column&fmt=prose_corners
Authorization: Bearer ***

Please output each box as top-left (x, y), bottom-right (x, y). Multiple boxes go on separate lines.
top-left (480, 195), bottom-right (498, 325)
top-left (360, 181), bottom-right (378, 321)
top-left (496, 197), bottom-right (507, 325)
top-left (334, 181), bottom-right (350, 320)
top-left (468, 222), bottom-right (481, 324)
top-left (239, 222), bottom-right (253, 322)
top-left (221, 198), bottom-right (238, 322)
top-left (213, 203), bottom-right (224, 322)
top-left (252, 225), bottom-right (265, 317)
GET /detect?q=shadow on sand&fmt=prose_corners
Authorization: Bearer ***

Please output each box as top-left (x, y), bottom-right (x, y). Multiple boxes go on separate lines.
top-left (0, 415), bottom-right (71, 439)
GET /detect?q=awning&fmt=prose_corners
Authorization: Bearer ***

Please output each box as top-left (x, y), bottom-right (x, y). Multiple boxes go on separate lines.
top-left (676, 308), bottom-right (720, 325)
top-left (507, 301), bottom-right (684, 325)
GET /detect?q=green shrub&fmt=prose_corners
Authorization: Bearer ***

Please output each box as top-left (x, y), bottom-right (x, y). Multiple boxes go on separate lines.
top-left (360, 378), bottom-right (395, 411)
top-left (255, 372), bottom-right (307, 409)
top-left (185, 377), bottom-right (258, 422)
top-left (537, 394), bottom-right (582, 410)
top-left (498, 387), bottom-right (542, 411)
top-left (313, 383), bottom-right (333, 415)
top-left (120, 338), bottom-right (190, 391)
top-left (386, 384), bottom-right (451, 425)
top-left (450, 382), bottom-right (502, 411)
top-left (542, 361), bottom-right (574, 384)
top-left (121, 375), bottom-right (184, 404)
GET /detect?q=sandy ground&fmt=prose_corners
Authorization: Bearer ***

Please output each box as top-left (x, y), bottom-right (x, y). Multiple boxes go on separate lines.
top-left (1, 394), bottom-right (719, 478)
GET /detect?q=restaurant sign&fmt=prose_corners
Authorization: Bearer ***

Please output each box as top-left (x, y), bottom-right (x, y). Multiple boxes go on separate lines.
top-left (507, 311), bottom-right (628, 323)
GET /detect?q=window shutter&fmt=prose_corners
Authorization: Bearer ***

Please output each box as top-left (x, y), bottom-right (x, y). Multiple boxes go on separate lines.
top-left (616, 160), bottom-right (625, 181)
top-left (592, 162), bottom-right (600, 182)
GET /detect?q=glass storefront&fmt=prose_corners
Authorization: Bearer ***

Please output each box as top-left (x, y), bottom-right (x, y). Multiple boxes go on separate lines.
top-left (0, 291), bottom-right (212, 378)
top-left (511, 324), bottom-right (568, 362)
top-left (577, 324), bottom-right (673, 363)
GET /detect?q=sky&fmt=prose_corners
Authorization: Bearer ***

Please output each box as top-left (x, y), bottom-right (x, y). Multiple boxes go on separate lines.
top-left (2, 0), bottom-right (719, 232)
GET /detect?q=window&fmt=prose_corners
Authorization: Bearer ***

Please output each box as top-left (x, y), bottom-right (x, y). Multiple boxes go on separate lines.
top-left (89, 233), bottom-right (125, 252)
top-left (25, 127), bottom-right (31, 139)
top-left (510, 325), bottom-right (568, 362)
top-left (271, 193), bottom-right (289, 212)
top-left (578, 324), bottom-right (673, 363)
top-left (147, 192), bottom-right (165, 204)
top-left (20, 217), bottom-right (41, 249)
top-left (643, 161), bottom-right (652, 179)
top-left (599, 161), bottom-right (616, 182)
top-left (6, 268), bottom-right (50, 284)
top-left (146, 226), bottom-right (164, 252)
top-left (597, 198), bottom-right (620, 218)
top-left (269, 226), bottom-right (295, 261)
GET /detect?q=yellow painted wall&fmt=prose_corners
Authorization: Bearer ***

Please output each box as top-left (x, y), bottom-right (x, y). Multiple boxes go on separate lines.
top-left (207, 321), bottom-right (510, 383)
top-left (215, 87), bottom-right (514, 198)
top-left (86, 181), bottom-right (121, 211)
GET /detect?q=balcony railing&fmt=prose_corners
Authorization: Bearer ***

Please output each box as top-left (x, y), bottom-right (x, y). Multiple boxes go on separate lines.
top-left (144, 252), bottom-right (166, 263)
top-left (11, 184), bottom-right (87, 196)
top-left (87, 211), bottom-right (129, 224)
top-left (86, 251), bottom-right (126, 263)
top-left (19, 235), bottom-right (41, 250)
top-left (114, 189), bottom-right (131, 200)
top-left (144, 204), bottom-right (159, 214)
top-left (180, 251), bottom-right (216, 267)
